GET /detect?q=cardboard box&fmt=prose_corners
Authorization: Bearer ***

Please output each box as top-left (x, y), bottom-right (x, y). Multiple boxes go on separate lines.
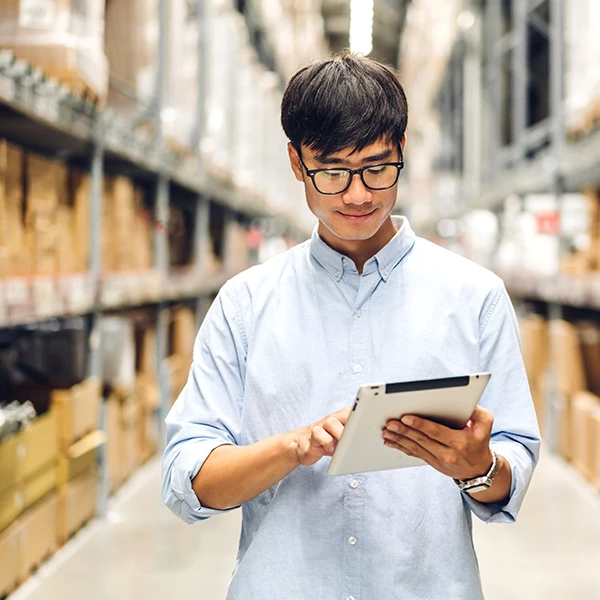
top-left (23, 463), bottom-right (58, 511)
top-left (0, 432), bottom-right (23, 496)
top-left (557, 393), bottom-right (574, 462)
top-left (170, 307), bottom-right (196, 358)
top-left (577, 322), bottom-right (600, 396)
top-left (520, 316), bottom-right (549, 382)
top-left (106, 393), bottom-right (141, 492)
top-left (20, 411), bottom-right (59, 481)
top-left (70, 170), bottom-right (90, 272)
top-left (0, 449), bottom-right (57, 533)
top-left (58, 430), bottom-right (105, 487)
top-left (0, 140), bottom-right (27, 276)
top-left (139, 410), bottom-right (159, 464)
top-left (136, 373), bottom-right (160, 412)
top-left (0, 519), bottom-right (21, 597)
top-left (0, 487), bottom-right (25, 534)
top-left (530, 378), bottom-right (546, 437)
top-left (166, 354), bottom-right (189, 405)
top-left (19, 492), bottom-right (59, 582)
top-left (550, 320), bottom-right (587, 397)
top-left (52, 378), bottom-right (102, 451)
top-left (136, 326), bottom-right (157, 376)
top-left (571, 392), bottom-right (599, 480)
top-left (58, 466), bottom-right (97, 543)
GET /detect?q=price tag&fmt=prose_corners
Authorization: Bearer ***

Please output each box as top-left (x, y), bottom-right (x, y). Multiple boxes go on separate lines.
top-left (19, 0), bottom-right (57, 29)
top-left (34, 93), bottom-right (59, 123)
top-left (0, 75), bottom-right (16, 102)
top-left (32, 277), bottom-right (60, 319)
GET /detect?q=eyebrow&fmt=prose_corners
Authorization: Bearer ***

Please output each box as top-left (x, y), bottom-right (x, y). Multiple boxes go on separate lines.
top-left (313, 149), bottom-right (394, 166)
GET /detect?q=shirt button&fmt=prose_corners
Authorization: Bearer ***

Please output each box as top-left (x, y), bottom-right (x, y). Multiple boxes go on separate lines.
top-left (350, 479), bottom-right (359, 489)
top-left (347, 596), bottom-right (356, 600)
top-left (381, 268), bottom-right (388, 277)
top-left (342, 258), bottom-right (349, 266)
top-left (348, 536), bottom-right (357, 545)
top-left (335, 270), bottom-right (341, 278)
top-left (356, 309), bottom-right (362, 318)
top-left (353, 364), bottom-right (362, 373)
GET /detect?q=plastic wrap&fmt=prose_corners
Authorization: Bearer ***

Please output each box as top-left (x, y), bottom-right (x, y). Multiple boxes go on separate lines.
top-left (0, 0), bottom-right (108, 100)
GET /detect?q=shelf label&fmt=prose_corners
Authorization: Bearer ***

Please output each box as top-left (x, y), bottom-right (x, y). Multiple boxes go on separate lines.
top-left (0, 76), bottom-right (16, 102)
top-left (19, 0), bottom-right (57, 29)
top-left (32, 278), bottom-right (60, 319)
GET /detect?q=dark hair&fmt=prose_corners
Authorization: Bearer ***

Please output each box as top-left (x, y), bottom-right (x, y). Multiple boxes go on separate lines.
top-left (281, 51), bottom-right (408, 157)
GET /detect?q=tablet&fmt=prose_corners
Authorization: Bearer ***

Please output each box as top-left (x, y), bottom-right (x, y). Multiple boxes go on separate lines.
top-left (327, 373), bottom-right (491, 476)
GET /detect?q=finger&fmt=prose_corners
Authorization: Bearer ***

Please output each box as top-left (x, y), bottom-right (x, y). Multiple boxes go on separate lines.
top-left (334, 407), bottom-right (352, 425)
top-left (385, 423), bottom-right (449, 457)
top-left (322, 416), bottom-right (345, 441)
top-left (311, 425), bottom-right (335, 452)
top-left (466, 406), bottom-right (494, 438)
top-left (382, 435), bottom-right (439, 466)
top-left (386, 417), bottom-right (453, 447)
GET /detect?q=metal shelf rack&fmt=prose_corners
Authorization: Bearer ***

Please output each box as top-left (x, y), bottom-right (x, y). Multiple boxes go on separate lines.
top-left (0, 0), bottom-right (311, 518)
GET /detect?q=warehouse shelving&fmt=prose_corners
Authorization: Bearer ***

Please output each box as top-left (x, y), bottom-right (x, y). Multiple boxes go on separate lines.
top-left (422, 0), bottom-right (600, 471)
top-left (0, 0), bottom-right (313, 531)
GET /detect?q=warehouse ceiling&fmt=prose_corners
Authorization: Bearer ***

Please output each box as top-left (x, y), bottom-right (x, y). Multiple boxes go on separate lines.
top-left (320, 0), bottom-right (411, 68)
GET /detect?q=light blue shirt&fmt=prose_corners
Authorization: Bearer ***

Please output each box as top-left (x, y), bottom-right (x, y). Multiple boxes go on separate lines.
top-left (162, 216), bottom-right (540, 600)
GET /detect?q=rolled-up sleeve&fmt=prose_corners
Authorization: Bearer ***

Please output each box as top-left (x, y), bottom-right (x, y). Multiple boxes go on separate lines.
top-left (464, 283), bottom-right (541, 524)
top-left (162, 280), bottom-right (247, 523)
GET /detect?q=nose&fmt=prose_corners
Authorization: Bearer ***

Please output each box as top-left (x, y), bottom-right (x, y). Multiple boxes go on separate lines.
top-left (341, 173), bottom-right (372, 206)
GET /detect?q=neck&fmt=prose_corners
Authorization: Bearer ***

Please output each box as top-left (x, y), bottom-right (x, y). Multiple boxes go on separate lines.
top-left (317, 217), bottom-right (399, 274)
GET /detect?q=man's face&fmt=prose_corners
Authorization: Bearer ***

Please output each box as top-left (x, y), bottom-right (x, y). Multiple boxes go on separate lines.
top-left (288, 138), bottom-right (404, 245)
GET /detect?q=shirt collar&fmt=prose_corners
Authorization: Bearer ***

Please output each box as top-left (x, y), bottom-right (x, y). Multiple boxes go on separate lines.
top-left (309, 216), bottom-right (416, 282)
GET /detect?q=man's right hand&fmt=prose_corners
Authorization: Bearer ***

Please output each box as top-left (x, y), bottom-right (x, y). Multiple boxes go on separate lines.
top-left (293, 407), bottom-right (351, 466)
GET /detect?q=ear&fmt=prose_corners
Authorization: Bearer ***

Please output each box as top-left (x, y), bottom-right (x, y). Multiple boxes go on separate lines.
top-left (287, 142), bottom-right (304, 183)
top-left (401, 134), bottom-right (407, 152)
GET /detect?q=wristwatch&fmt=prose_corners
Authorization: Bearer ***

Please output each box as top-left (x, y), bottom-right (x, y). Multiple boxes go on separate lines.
top-left (454, 450), bottom-right (499, 494)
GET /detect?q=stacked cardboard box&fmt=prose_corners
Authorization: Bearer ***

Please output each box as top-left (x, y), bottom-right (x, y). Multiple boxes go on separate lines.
top-left (549, 320), bottom-right (587, 461)
top-left (0, 409), bottom-right (60, 591)
top-left (0, 0), bottom-right (109, 102)
top-left (136, 324), bottom-right (160, 463)
top-left (57, 431), bottom-right (102, 543)
top-left (571, 392), bottom-right (600, 489)
top-left (102, 176), bottom-right (153, 272)
top-left (106, 388), bottom-right (142, 494)
top-left (167, 307), bottom-right (195, 405)
top-left (104, 0), bottom-right (158, 120)
top-left (519, 315), bottom-right (549, 434)
top-left (0, 141), bottom-right (28, 278)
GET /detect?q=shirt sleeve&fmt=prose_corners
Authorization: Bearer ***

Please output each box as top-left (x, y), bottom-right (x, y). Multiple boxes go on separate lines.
top-left (161, 280), bottom-right (247, 524)
top-left (462, 283), bottom-right (541, 524)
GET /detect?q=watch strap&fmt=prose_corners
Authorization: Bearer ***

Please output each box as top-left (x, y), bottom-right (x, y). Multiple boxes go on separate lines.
top-left (454, 450), bottom-right (499, 492)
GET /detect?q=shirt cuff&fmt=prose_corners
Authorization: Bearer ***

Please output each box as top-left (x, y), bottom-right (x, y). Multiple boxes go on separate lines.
top-left (461, 441), bottom-right (536, 524)
top-left (168, 439), bottom-right (237, 523)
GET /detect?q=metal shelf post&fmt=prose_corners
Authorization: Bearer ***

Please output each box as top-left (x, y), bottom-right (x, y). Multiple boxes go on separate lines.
top-left (87, 117), bottom-right (108, 518)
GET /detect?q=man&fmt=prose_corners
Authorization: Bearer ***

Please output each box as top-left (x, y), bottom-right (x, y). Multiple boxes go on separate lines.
top-left (162, 52), bottom-right (540, 600)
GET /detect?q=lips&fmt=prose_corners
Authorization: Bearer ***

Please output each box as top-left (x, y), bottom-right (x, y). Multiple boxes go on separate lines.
top-left (338, 209), bottom-right (377, 222)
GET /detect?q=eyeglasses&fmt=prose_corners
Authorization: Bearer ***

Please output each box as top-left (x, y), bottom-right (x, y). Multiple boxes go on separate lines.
top-left (296, 146), bottom-right (404, 195)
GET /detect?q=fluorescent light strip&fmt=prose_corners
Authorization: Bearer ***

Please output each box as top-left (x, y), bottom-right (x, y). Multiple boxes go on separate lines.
top-left (349, 0), bottom-right (374, 56)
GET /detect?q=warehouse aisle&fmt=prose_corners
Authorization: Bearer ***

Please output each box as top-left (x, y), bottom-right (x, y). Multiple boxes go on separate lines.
top-left (8, 448), bottom-right (600, 600)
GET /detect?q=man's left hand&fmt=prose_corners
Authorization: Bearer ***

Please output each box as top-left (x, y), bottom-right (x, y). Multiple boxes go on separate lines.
top-left (382, 405), bottom-right (494, 481)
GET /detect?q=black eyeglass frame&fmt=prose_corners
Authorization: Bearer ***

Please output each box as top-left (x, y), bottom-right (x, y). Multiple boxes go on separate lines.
top-left (296, 145), bottom-right (405, 195)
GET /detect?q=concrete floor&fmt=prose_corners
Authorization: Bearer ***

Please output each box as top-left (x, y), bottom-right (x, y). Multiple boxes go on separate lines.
top-left (8, 448), bottom-right (600, 600)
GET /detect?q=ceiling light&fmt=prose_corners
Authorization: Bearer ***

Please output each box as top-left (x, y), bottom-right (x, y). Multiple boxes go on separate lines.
top-left (350, 0), bottom-right (374, 56)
